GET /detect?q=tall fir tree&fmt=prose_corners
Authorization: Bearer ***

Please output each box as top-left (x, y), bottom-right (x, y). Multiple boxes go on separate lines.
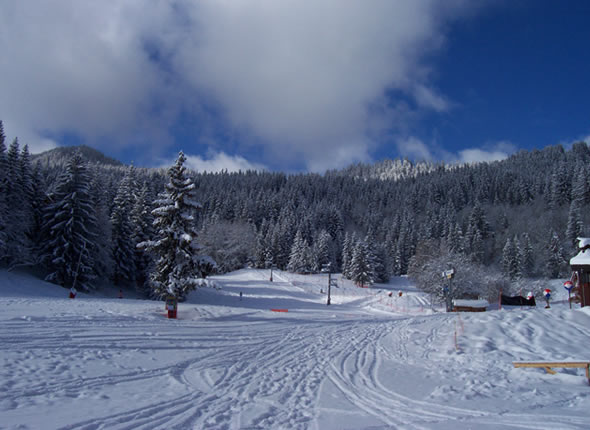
top-left (138, 151), bottom-right (214, 300)
top-left (110, 168), bottom-right (137, 286)
top-left (502, 237), bottom-right (515, 278)
top-left (545, 230), bottom-right (566, 279)
top-left (131, 181), bottom-right (154, 295)
top-left (312, 229), bottom-right (333, 273)
top-left (520, 233), bottom-right (534, 277)
top-left (341, 232), bottom-right (354, 278)
top-left (89, 171), bottom-right (114, 281)
top-left (0, 123), bottom-right (7, 260)
top-left (40, 153), bottom-right (98, 290)
top-left (565, 199), bottom-right (583, 248)
top-left (287, 229), bottom-right (311, 273)
top-left (349, 239), bottom-right (375, 287)
top-left (4, 139), bottom-right (22, 264)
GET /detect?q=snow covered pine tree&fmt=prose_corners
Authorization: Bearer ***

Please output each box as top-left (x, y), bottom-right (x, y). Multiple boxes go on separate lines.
top-left (40, 152), bottom-right (98, 290)
top-left (138, 151), bottom-right (215, 300)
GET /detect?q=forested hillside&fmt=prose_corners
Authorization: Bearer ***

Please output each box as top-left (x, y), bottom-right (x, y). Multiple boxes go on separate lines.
top-left (1, 120), bottom-right (588, 299)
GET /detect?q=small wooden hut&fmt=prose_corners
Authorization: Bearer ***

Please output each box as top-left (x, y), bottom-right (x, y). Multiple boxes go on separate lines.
top-left (569, 237), bottom-right (590, 307)
top-left (452, 299), bottom-right (488, 312)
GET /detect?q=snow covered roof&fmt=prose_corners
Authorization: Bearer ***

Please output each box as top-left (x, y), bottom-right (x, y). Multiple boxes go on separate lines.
top-left (570, 249), bottom-right (590, 266)
top-left (577, 237), bottom-right (590, 249)
top-left (452, 299), bottom-right (488, 308)
top-left (570, 238), bottom-right (590, 267)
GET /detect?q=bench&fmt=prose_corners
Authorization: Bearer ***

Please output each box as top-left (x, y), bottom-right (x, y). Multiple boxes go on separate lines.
top-left (513, 361), bottom-right (590, 384)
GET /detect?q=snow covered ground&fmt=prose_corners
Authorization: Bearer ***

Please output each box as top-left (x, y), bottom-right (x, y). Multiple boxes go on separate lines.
top-left (1, 268), bottom-right (589, 430)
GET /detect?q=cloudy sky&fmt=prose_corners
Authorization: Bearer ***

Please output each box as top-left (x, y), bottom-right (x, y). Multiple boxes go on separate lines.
top-left (0, 0), bottom-right (588, 172)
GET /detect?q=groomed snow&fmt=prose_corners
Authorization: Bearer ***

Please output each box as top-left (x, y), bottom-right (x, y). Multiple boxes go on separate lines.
top-left (1, 268), bottom-right (589, 430)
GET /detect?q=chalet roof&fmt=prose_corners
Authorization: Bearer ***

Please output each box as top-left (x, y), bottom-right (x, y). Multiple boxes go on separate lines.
top-left (570, 237), bottom-right (590, 267)
top-left (570, 250), bottom-right (590, 267)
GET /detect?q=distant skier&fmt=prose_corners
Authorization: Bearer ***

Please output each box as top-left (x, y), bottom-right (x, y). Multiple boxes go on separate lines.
top-left (239, 291), bottom-right (243, 301)
top-left (543, 288), bottom-right (551, 309)
top-left (69, 286), bottom-right (77, 299)
top-left (118, 289), bottom-right (123, 299)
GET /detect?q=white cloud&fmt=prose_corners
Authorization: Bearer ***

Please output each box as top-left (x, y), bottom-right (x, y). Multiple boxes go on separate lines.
top-left (395, 137), bottom-right (515, 164)
top-left (0, 0), bottom-right (482, 170)
top-left (182, 152), bottom-right (266, 173)
top-left (562, 135), bottom-right (590, 148)
top-left (413, 84), bottom-right (450, 112)
top-left (457, 140), bottom-right (516, 163)
top-left (395, 136), bottom-right (434, 161)
top-left (458, 149), bottom-right (509, 163)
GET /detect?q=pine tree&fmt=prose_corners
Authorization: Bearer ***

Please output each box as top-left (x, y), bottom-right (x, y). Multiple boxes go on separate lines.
top-left (570, 164), bottom-right (590, 205)
top-left (565, 200), bottom-right (583, 248)
top-left (138, 151), bottom-right (214, 299)
top-left (253, 219), bottom-right (270, 268)
top-left (287, 230), bottom-right (311, 273)
top-left (521, 233), bottom-right (534, 278)
top-left (349, 239), bottom-right (374, 287)
top-left (502, 236), bottom-right (522, 280)
top-left (502, 237), bottom-right (514, 278)
top-left (28, 162), bottom-right (47, 258)
top-left (365, 232), bottom-right (388, 283)
top-left (550, 163), bottom-right (570, 209)
top-left (341, 232), bottom-right (354, 278)
top-left (40, 153), bottom-right (98, 290)
top-left (545, 230), bottom-right (566, 279)
top-left (312, 229), bottom-right (333, 273)
top-left (470, 229), bottom-right (484, 264)
top-left (447, 222), bottom-right (464, 255)
top-left (89, 171), bottom-right (114, 281)
top-left (0, 123), bottom-right (7, 260)
top-left (397, 218), bottom-right (412, 274)
top-left (511, 235), bottom-right (522, 280)
top-left (131, 181), bottom-right (154, 295)
top-left (110, 168), bottom-right (137, 286)
top-left (3, 139), bottom-right (23, 265)
top-left (467, 201), bottom-right (491, 240)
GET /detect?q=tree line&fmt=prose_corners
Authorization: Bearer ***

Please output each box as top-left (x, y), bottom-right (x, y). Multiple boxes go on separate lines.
top-left (1, 119), bottom-right (588, 299)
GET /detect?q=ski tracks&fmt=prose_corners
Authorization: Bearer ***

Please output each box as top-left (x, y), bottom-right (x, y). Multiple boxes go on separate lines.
top-left (325, 315), bottom-right (495, 429)
top-left (58, 321), bottom-right (339, 430)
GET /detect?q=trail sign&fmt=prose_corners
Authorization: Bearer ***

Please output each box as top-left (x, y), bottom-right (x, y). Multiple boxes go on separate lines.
top-left (442, 269), bottom-right (455, 280)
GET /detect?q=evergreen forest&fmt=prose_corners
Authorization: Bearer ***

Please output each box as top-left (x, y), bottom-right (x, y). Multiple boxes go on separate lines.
top-left (1, 120), bottom-right (588, 301)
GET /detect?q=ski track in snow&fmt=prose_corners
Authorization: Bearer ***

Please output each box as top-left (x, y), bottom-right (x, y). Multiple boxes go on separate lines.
top-left (1, 269), bottom-right (590, 430)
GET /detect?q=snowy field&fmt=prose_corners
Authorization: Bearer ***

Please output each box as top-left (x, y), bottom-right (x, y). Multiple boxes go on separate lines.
top-left (1, 269), bottom-right (589, 430)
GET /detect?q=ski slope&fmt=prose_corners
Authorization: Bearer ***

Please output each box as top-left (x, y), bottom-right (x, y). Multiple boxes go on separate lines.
top-left (1, 268), bottom-right (589, 430)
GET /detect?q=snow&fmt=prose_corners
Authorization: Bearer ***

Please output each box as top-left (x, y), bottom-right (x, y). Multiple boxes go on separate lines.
top-left (1, 268), bottom-right (590, 429)
top-left (570, 248), bottom-right (590, 266)
top-left (453, 299), bottom-right (488, 308)
top-left (576, 237), bottom-right (590, 249)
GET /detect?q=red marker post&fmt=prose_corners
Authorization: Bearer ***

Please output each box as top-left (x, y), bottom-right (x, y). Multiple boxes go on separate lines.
top-left (166, 295), bottom-right (178, 319)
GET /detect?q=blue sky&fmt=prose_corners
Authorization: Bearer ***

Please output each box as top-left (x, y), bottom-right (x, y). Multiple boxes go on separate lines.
top-left (0, 1), bottom-right (588, 172)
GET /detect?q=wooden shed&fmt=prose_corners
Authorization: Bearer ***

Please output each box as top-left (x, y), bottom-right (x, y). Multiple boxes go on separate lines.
top-left (569, 238), bottom-right (590, 307)
top-left (452, 299), bottom-right (488, 312)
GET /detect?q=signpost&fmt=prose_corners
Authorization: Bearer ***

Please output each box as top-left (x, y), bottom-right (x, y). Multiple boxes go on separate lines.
top-left (442, 268), bottom-right (455, 312)
top-left (323, 263), bottom-right (338, 306)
